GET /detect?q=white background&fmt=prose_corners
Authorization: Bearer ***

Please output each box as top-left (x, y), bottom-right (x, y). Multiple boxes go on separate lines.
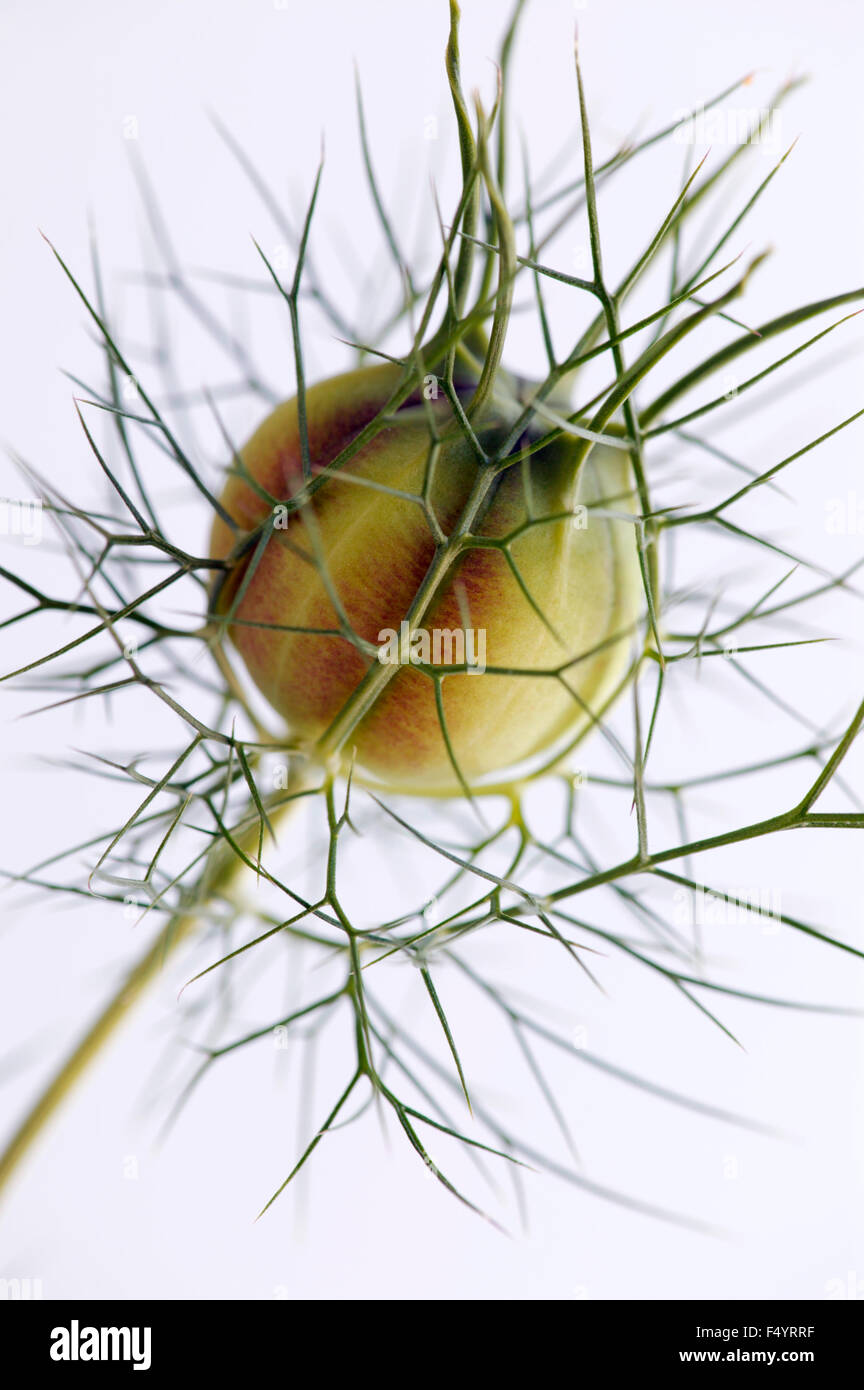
top-left (1, 0), bottom-right (863, 1300)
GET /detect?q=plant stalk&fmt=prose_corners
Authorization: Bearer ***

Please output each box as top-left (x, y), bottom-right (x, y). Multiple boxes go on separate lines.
top-left (0, 776), bottom-right (305, 1199)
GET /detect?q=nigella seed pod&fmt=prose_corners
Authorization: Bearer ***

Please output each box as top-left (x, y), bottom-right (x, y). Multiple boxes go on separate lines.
top-left (209, 363), bottom-right (643, 793)
top-left (9, 0), bottom-right (862, 1246)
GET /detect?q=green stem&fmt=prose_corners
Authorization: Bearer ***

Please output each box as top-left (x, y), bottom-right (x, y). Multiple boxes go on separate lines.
top-left (0, 777), bottom-right (305, 1200)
